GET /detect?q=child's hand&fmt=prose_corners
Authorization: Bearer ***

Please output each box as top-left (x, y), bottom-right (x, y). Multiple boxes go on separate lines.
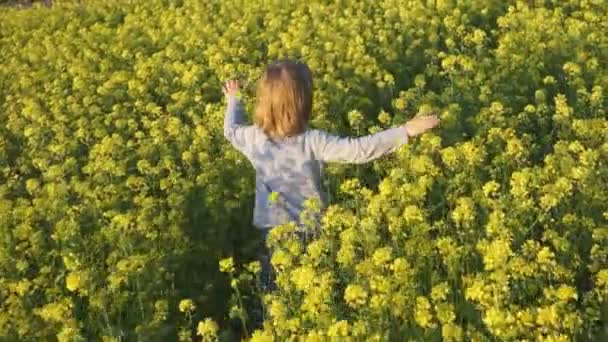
top-left (222, 80), bottom-right (241, 99)
top-left (404, 114), bottom-right (440, 137)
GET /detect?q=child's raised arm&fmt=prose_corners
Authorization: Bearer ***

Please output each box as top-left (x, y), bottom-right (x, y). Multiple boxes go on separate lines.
top-left (310, 115), bottom-right (439, 164)
top-left (223, 80), bottom-right (255, 155)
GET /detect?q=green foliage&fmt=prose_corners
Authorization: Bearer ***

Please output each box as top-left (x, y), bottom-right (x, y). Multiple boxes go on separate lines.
top-left (0, 0), bottom-right (607, 341)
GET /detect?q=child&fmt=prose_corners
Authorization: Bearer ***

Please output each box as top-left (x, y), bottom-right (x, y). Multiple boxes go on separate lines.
top-left (222, 60), bottom-right (440, 291)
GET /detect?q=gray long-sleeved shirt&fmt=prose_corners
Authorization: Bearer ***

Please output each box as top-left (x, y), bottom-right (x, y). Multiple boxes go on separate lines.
top-left (223, 95), bottom-right (409, 229)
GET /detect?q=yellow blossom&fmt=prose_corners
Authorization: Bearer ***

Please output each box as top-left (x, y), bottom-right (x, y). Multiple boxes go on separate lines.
top-left (442, 322), bottom-right (463, 341)
top-left (344, 284), bottom-right (368, 307)
top-left (219, 257), bottom-right (235, 273)
top-left (196, 318), bottom-right (219, 340)
top-left (250, 329), bottom-right (274, 342)
top-left (536, 305), bottom-right (560, 328)
top-left (327, 320), bottom-right (349, 337)
top-left (555, 285), bottom-right (577, 301)
top-left (271, 249), bottom-right (292, 270)
top-left (482, 181), bottom-right (500, 198)
top-left (435, 302), bottom-right (456, 324)
top-left (291, 266), bottom-right (316, 291)
top-left (414, 296), bottom-right (435, 328)
top-left (178, 299), bottom-right (195, 313)
top-left (479, 237), bottom-right (512, 271)
top-left (537, 247), bottom-right (555, 265)
top-left (372, 247), bottom-right (392, 267)
top-left (431, 282), bottom-right (450, 302)
top-left (246, 261), bottom-right (262, 275)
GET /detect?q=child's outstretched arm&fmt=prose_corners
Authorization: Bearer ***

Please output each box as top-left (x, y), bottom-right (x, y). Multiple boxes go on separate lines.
top-left (223, 80), bottom-right (255, 154)
top-left (311, 115), bottom-right (440, 164)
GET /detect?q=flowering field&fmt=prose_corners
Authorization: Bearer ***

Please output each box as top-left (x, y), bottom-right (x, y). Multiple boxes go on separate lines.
top-left (1, 0), bottom-right (607, 341)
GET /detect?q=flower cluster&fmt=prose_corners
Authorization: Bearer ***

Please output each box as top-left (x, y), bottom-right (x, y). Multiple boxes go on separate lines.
top-left (0, 0), bottom-right (606, 341)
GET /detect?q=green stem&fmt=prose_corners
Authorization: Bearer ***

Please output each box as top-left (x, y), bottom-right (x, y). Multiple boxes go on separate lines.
top-left (232, 276), bottom-right (249, 337)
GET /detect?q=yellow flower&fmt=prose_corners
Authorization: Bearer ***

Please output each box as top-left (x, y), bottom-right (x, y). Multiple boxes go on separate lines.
top-left (271, 249), bottom-right (292, 270)
top-left (505, 138), bottom-right (524, 158)
top-left (36, 299), bottom-right (73, 323)
top-left (337, 246), bottom-right (356, 266)
top-left (435, 302), bottom-right (456, 324)
top-left (65, 272), bottom-right (80, 291)
top-left (536, 305), bottom-right (559, 328)
top-left (178, 299), bottom-right (195, 313)
top-left (403, 205), bottom-right (425, 224)
top-left (250, 329), bottom-right (274, 342)
top-left (306, 240), bottom-right (326, 264)
top-left (269, 300), bottom-right (287, 322)
top-left (465, 278), bottom-right (488, 304)
top-left (372, 247), bottom-right (392, 267)
top-left (597, 269), bottom-right (608, 288)
top-left (344, 284), bottom-right (368, 307)
top-left (436, 237), bottom-right (457, 258)
top-left (327, 320), bottom-right (349, 337)
top-left (539, 334), bottom-right (570, 342)
top-left (537, 247), bottom-right (555, 265)
top-left (555, 285), bottom-right (577, 301)
top-left (431, 282), bottom-right (450, 302)
top-left (284, 318), bottom-right (301, 333)
top-left (56, 324), bottom-right (84, 342)
top-left (391, 257), bottom-right (412, 283)
top-left (451, 197), bottom-right (476, 227)
top-left (590, 85), bottom-right (603, 105)
top-left (441, 147), bottom-right (459, 169)
top-left (340, 178), bottom-right (361, 195)
top-left (196, 318), bottom-right (219, 339)
top-left (485, 209), bottom-right (507, 237)
top-left (219, 257), bottom-right (235, 273)
top-left (483, 307), bottom-right (510, 335)
top-left (246, 261), bottom-right (262, 275)
top-left (268, 191), bottom-right (280, 204)
top-left (394, 97), bottom-right (407, 110)
top-left (516, 309), bottom-right (535, 328)
top-left (378, 179), bottom-right (394, 197)
top-left (351, 320), bottom-right (370, 337)
top-left (65, 271), bottom-right (89, 294)
top-left (377, 110), bottom-right (391, 124)
top-left (370, 294), bottom-right (389, 310)
top-left (460, 141), bottom-right (485, 167)
top-left (479, 237), bottom-right (512, 271)
top-left (441, 322), bottom-right (463, 341)
top-left (414, 296), bottom-right (435, 328)
top-left (347, 110), bottom-right (364, 127)
top-left (292, 266), bottom-right (316, 291)
top-left (482, 181), bottom-right (500, 198)
top-left (510, 170), bottom-right (532, 198)
top-left (15, 279), bottom-right (31, 297)
top-left (563, 62), bottom-right (581, 76)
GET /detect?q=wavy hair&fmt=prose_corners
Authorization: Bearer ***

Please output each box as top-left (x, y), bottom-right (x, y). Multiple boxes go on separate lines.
top-left (254, 60), bottom-right (313, 138)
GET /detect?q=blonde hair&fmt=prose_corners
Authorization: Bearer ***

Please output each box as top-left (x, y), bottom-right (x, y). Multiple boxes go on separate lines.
top-left (254, 61), bottom-right (313, 138)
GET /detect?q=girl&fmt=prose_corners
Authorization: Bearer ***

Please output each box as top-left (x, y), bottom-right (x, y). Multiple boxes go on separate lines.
top-left (222, 61), bottom-right (439, 291)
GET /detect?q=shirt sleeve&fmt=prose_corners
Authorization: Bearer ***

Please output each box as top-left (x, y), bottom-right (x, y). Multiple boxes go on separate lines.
top-left (223, 95), bottom-right (257, 155)
top-left (310, 126), bottom-right (409, 164)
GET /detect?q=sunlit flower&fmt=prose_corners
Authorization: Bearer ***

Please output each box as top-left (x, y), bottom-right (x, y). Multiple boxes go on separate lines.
top-left (178, 299), bottom-right (196, 313)
top-left (344, 284), bottom-right (368, 307)
top-left (196, 318), bottom-right (219, 339)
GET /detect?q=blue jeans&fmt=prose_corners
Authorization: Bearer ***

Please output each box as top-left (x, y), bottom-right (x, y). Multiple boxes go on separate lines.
top-left (257, 227), bottom-right (275, 292)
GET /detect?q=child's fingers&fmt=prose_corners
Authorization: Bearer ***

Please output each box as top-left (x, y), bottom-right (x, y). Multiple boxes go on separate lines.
top-left (222, 80), bottom-right (241, 96)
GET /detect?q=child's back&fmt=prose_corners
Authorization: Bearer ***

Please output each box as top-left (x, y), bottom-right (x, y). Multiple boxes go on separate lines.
top-left (222, 61), bottom-right (438, 229)
top-left (225, 106), bottom-right (408, 228)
